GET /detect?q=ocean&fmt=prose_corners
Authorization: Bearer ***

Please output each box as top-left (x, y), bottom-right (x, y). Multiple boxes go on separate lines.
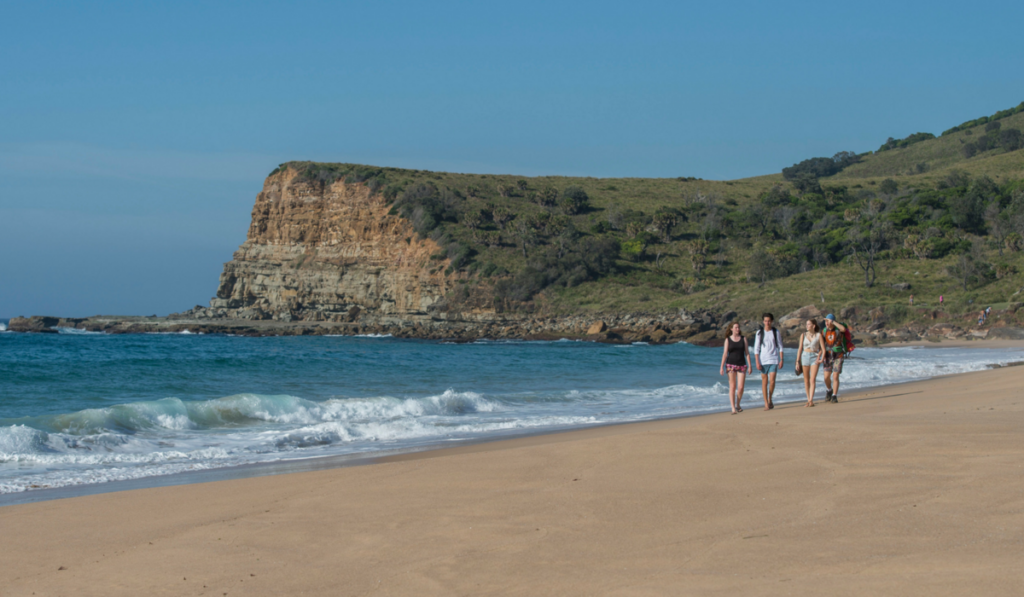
top-left (1, 324), bottom-right (1021, 498)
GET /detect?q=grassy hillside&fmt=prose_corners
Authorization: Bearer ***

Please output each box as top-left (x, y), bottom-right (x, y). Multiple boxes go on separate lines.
top-left (832, 107), bottom-right (1024, 183)
top-left (277, 102), bottom-right (1024, 325)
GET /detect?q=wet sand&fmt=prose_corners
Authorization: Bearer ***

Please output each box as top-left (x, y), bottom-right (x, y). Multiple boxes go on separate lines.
top-left (2, 366), bottom-right (1023, 596)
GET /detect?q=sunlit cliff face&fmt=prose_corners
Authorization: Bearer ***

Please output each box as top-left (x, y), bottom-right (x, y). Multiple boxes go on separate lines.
top-left (210, 168), bottom-right (461, 323)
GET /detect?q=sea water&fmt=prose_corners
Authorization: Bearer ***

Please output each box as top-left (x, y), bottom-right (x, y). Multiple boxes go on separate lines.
top-left (1, 326), bottom-right (1021, 496)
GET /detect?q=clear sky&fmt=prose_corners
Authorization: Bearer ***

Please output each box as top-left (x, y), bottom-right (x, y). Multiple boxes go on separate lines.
top-left (2, 0), bottom-right (1022, 317)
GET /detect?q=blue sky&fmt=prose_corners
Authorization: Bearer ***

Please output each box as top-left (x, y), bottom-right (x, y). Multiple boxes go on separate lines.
top-left (2, 0), bottom-right (1022, 317)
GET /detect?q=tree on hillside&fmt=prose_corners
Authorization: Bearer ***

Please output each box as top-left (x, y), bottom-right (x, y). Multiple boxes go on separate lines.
top-left (946, 238), bottom-right (990, 291)
top-left (760, 184), bottom-right (793, 208)
top-left (948, 186), bottom-right (986, 233)
top-left (742, 203), bottom-right (774, 239)
top-left (938, 170), bottom-right (970, 190)
top-left (687, 239), bottom-right (709, 275)
top-left (461, 209), bottom-right (483, 240)
top-left (700, 208), bottom-right (724, 242)
top-left (791, 175), bottom-right (822, 195)
top-left (783, 157), bottom-right (838, 180)
top-left (511, 219), bottom-right (539, 258)
top-left (775, 206), bottom-right (806, 241)
top-left (537, 187), bottom-right (559, 207)
top-left (984, 203), bottom-right (1011, 255)
top-left (746, 245), bottom-right (779, 286)
top-left (492, 206), bottom-right (513, 230)
top-left (559, 186), bottom-right (590, 215)
top-left (651, 211), bottom-right (679, 243)
top-left (1000, 128), bottom-right (1024, 151)
top-left (847, 200), bottom-right (892, 288)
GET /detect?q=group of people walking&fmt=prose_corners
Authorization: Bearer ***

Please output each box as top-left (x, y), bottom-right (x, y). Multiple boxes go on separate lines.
top-left (719, 313), bottom-right (851, 414)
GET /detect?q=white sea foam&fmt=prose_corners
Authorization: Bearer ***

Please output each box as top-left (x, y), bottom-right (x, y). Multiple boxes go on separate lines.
top-left (54, 327), bottom-right (105, 335)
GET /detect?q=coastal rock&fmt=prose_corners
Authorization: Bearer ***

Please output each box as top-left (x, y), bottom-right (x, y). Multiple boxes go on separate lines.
top-left (208, 167), bottom-right (468, 324)
top-left (8, 316), bottom-right (61, 333)
top-left (587, 321), bottom-right (608, 334)
top-left (779, 305), bottom-right (822, 332)
top-left (686, 329), bottom-right (720, 346)
top-left (989, 327), bottom-right (1024, 339)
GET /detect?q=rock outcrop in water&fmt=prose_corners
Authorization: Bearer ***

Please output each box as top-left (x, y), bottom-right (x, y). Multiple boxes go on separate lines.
top-left (195, 167), bottom-right (467, 324)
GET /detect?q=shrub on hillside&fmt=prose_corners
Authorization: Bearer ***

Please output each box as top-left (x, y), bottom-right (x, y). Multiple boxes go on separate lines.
top-left (392, 183), bottom-right (461, 237)
top-left (782, 151), bottom-right (860, 181)
top-left (559, 186), bottom-right (590, 215)
top-left (782, 157), bottom-right (838, 180)
top-left (879, 179), bottom-right (899, 195)
top-left (942, 101), bottom-right (1024, 136)
top-left (877, 132), bottom-right (935, 152)
top-left (493, 237), bottom-right (619, 304)
top-left (999, 128), bottom-right (1023, 151)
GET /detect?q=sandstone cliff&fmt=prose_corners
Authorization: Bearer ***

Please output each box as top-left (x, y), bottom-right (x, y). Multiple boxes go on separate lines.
top-left (202, 167), bottom-right (466, 323)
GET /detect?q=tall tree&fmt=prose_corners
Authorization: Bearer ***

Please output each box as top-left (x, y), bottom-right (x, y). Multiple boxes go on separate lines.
top-left (847, 200), bottom-right (892, 288)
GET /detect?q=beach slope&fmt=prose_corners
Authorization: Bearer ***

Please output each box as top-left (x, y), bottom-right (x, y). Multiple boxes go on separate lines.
top-left (2, 367), bottom-right (1023, 596)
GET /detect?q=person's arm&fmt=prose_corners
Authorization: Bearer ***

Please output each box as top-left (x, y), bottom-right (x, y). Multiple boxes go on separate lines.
top-left (777, 329), bottom-right (784, 367)
top-left (720, 339), bottom-right (728, 375)
top-left (817, 335), bottom-right (826, 361)
top-left (753, 332), bottom-right (762, 369)
top-left (833, 321), bottom-right (847, 332)
top-left (796, 333), bottom-right (804, 361)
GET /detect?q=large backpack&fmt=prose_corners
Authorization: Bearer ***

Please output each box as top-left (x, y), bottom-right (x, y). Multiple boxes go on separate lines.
top-left (825, 323), bottom-right (855, 354)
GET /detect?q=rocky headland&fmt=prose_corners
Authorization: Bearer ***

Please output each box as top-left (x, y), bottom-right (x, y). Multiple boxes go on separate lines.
top-left (10, 166), bottom-right (1024, 345)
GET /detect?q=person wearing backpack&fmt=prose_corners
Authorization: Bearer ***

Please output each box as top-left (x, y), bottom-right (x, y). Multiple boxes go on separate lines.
top-left (753, 313), bottom-right (783, 410)
top-left (821, 314), bottom-right (852, 403)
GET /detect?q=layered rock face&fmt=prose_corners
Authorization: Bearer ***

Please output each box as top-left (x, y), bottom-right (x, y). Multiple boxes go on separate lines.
top-left (205, 168), bottom-right (460, 323)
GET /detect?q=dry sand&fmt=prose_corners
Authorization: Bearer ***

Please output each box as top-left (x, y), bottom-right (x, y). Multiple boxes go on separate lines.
top-left (2, 366), bottom-right (1023, 596)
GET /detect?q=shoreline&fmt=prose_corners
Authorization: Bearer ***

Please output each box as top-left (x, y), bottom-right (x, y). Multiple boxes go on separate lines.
top-left (5, 354), bottom-right (1022, 507)
top-left (5, 317), bottom-right (1024, 350)
top-left (2, 365), bottom-right (1022, 595)
top-left (8, 308), bottom-right (1024, 347)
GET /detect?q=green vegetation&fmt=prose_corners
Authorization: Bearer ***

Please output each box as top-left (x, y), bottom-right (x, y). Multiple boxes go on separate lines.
top-left (269, 102), bottom-right (1024, 322)
top-left (942, 101), bottom-right (1024, 136)
top-left (878, 132), bottom-right (935, 152)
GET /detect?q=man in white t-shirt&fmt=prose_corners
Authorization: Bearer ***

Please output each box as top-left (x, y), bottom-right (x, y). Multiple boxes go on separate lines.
top-left (753, 312), bottom-right (783, 410)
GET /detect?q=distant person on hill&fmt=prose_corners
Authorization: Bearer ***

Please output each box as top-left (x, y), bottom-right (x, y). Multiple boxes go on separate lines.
top-left (822, 314), bottom-right (849, 403)
top-left (796, 319), bottom-right (825, 407)
top-left (939, 295), bottom-right (944, 308)
top-left (909, 294), bottom-right (914, 306)
top-left (754, 313), bottom-right (783, 410)
top-left (720, 322), bottom-right (752, 415)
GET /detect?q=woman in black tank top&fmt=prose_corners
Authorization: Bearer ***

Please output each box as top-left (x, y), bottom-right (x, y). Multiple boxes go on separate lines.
top-left (720, 322), bottom-right (751, 414)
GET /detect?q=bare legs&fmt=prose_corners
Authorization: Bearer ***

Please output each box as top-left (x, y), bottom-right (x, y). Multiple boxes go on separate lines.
top-left (824, 370), bottom-right (840, 401)
top-left (728, 370), bottom-right (747, 413)
top-left (802, 362), bottom-right (819, 406)
top-left (760, 372), bottom-right (776, 410)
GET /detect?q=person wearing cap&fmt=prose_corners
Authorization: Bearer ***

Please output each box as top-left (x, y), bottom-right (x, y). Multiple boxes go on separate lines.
top-left (753, 312), bottom-right (783, 410)
top-left (821, 314), bottom-right (848, 403)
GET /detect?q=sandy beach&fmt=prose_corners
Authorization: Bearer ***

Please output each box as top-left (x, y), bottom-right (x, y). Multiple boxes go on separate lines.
top-left (2, 365), bottom-right (1023, 596)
